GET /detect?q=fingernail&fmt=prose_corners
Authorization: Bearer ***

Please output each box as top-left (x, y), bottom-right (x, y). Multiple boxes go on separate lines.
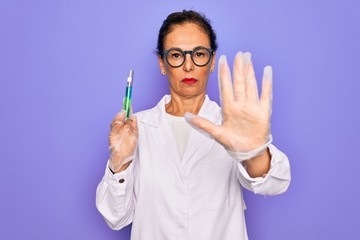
top-left (219, 55), bottom-right (227, 65)
top-left (236, 51), bottom-right (244, 60)
top-left (218, 55), bottom-right (228, 81)
top-left (243, 52), bottom-right (252, 64)
top-left (184, 112), bottom-right (196, 122)
top-left (263, 66), bottom-right (273, 79)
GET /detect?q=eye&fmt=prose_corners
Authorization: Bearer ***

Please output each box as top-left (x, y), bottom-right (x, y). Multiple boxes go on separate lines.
top-left (168, 49), bottom-right (183, 60)
top-left (171, 53), bottom-right (181, 59)
top-left (196, 52), bottom-right (205, 57)
top-left (193, 49), bottom-right (208, 58)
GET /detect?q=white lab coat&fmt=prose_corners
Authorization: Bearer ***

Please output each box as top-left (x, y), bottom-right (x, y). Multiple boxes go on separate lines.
top-left (96, 95), bottom-right (291, 240)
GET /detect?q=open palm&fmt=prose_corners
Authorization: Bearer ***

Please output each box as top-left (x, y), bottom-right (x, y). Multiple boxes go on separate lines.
top-left (186, 52), bottom-right (272, 152)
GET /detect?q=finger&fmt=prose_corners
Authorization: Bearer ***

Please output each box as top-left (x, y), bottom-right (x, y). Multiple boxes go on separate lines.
top-left (218, 55), bottom-right (233, 106)
top-left (115, 109), bottom-right (127, 120)
top-left (111, 110), bottom-right (126, 129)
top-left (129, 116), bottom-right (138, 135)
top-left (128, 102), bottom-right (134, 118)
top-left (260, 66), bottom-right (273, 112)
top-left (233, 52), bottom-right (246, 100)
top-left (244, 52), bottom-right (259, 101)
top-left (184, 112), bottom-right (220, 140)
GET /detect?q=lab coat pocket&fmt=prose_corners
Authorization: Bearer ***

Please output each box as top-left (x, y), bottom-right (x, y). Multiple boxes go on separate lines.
top-left (201, 160), bottom-right (240, 210)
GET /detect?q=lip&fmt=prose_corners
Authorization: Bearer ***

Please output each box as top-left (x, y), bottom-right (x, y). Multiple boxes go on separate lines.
top-left (182, 78), bottom-right (198, 84)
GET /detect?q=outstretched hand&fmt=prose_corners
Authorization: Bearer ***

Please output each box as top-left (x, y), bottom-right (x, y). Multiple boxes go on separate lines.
top-left (185, 52), bottom-right (272, 153)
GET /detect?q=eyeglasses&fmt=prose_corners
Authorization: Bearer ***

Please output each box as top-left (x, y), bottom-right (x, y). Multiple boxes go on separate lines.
top-left (161, 46), bottom-right (214, 68)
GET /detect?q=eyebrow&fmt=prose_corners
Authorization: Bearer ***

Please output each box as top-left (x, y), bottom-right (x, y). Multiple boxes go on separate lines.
top-left (166, 45), bottom-right (209, 51)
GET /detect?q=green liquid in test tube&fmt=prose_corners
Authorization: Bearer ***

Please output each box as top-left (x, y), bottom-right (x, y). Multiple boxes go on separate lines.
top-left (124, 69), bottom-right (134, 119)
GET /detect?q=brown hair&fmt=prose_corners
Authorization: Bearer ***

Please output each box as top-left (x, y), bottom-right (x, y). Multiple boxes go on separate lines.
top-left (156, 10), bottom-right (218, 56)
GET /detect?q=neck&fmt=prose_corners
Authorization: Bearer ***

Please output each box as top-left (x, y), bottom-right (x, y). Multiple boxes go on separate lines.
top-left (166, 93), bottom-right (205, 116)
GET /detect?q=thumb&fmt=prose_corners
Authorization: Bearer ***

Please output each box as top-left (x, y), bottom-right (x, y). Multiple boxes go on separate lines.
top-left (111, 110), bottom-right (126, 130)
top-left (130, 116), bottom-right (138, 134)
top-left (184, 112), bottom-right (220, 139)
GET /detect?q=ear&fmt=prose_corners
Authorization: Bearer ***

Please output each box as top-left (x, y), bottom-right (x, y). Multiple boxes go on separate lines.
top-left (210, 52), bottom-right (216, 72)
top-left (158, 55), bottom-right (166, 75)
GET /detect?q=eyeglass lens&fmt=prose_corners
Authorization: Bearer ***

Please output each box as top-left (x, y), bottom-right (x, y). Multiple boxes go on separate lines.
top-left (166, 48), bottom-right (211, 67)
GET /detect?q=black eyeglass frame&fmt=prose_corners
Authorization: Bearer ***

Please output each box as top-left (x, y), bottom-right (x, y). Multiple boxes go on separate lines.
top-left (161, 46), bottom-right (214, 68)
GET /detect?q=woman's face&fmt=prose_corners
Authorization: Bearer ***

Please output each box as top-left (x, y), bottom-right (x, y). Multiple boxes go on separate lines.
top-left (158, 23), bottom-right (216, 99)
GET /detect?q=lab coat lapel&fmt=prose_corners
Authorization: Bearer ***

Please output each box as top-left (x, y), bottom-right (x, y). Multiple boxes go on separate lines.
top-left (140, 96), bottom-right (186, 178)
top-left (181, 128), bottom-right (215, 176)
top-left (182, 96), bottom-right (222, 175)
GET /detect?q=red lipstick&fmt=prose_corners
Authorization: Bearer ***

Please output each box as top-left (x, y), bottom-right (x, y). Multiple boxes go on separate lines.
top-left (182, 78), bottom-right (197, 84)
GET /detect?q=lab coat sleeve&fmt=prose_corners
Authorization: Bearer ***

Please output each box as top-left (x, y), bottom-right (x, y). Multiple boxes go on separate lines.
top-left (235, 144), bottom-right (291, 196)
top-left (96, 159), bottom-right (135, 230)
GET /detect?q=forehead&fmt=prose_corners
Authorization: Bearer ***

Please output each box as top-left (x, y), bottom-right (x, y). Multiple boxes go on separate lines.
top-left (163, 23), bottom-right (211, 50)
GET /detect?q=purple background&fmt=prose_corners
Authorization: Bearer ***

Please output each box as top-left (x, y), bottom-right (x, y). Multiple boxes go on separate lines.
top-left (1, 0), bottom-right (359, 239)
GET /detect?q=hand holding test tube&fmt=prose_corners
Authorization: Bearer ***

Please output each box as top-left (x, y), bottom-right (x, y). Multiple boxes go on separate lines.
top-left (108, 70), bottom-right (138, 173)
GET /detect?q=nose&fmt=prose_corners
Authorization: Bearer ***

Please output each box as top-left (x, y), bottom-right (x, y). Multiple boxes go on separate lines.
top-left (183, 52), bottom-right (194, 72)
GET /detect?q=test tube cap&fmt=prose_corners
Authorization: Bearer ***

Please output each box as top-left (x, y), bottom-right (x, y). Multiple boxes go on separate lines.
top-left (127, 69), bottom-right (134, 83)
top-left (129, 69), bottom-right (134, 78)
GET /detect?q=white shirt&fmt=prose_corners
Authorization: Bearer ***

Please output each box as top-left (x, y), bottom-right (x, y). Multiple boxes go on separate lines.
top-left (167, 113), bottom-right (191, 159)
top-left (96, 95), bottom-right (291, 240)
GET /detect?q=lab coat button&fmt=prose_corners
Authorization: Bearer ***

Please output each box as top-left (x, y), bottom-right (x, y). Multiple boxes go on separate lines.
top-left (119, 179), bottom-right (125, 184)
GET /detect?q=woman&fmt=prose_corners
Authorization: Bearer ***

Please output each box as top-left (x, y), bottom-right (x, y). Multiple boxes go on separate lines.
top-left (96, 10), bottom-right (291, 240)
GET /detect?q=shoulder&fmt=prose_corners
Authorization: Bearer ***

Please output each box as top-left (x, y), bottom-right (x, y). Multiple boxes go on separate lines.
top-left (134, 106), bottom-right (157, 120)
top-left (133, 95), bottom-right (168, 126)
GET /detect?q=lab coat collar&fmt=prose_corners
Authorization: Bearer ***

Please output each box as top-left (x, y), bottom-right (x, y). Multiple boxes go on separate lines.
top-left (140, 95), bottom-right (221, 127)
top-left (140, 95), bottom-right (222, 178)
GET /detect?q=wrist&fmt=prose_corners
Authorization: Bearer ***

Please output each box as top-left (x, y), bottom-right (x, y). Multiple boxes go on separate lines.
top-left (227, 134), bottom-right (273, 162)
top-left (244, 148), bottom-right (271, 178)
top-left (108, 159), bottom-right (133, 174)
